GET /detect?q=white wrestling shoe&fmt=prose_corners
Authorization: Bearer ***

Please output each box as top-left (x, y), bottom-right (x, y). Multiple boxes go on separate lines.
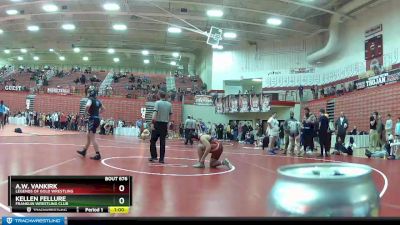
top-left (193, 162), bottom-right (205, 168)
top-left (222, 158), bottom-right (233, 170)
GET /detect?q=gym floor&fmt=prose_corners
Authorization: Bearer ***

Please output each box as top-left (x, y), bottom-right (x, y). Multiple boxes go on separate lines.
top-left (0, 125), bottom-right (399, 217)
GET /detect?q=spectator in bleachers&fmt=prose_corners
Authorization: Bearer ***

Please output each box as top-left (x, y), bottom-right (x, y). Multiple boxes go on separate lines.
top-left (385, 114), bottom-right (393, 139)
top-left (106, 85), bottom-right (112, 97)
top-left (80, 74), bottom-right (86, 84)
top-left (351, 126), bottom-right (358, 135)
top-left (298, 85), bottom-right (303, 101)
top-left (129, 75), bottom-right (135, 83)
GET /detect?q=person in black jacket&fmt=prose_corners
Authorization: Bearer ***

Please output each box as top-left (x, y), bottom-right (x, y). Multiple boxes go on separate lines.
top-left (335, 112), bottom-right (349, 144)
top-left (318, 109), bottom-right (330, 157)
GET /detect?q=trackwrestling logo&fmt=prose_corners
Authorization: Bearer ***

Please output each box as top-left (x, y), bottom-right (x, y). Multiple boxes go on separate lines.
top-left (2, 217), bottom-right (64, 225)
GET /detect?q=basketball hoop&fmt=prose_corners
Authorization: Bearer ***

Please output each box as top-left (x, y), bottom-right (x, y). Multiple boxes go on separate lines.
top-left (207, 26), bottom-right (223, 46)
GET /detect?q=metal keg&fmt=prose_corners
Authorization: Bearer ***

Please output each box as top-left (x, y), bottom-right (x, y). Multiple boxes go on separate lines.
top-left (268, 163), bottom-right (380, 217)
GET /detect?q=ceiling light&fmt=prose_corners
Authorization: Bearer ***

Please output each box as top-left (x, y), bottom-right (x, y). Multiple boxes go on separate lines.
top-left (27, 25), bottom-right (40, 31)
top-left (170, 61), bottom-right (177, 66)
top-left (108, 48), bottom-right (115, 54)
top-left (142, 50), bottom-right (149, 56)
top-left (6, 9), bottom-right (18, 15)
top-left (73, 47), bottom-right (80, 53)
top-left (0, 29), bottom-right (3, 34)
top-left (212, 45), bottom-right (223, 50)
top-left (59, 56), bottom-right (65, 61)
top-left (223, 32), bottom-right (237, 39)
top-left (252, 78), bottom-right (262, 82)
top-left (4, 49), bottom-right (10, 54)
top-left (20, 48), bottom-right (27, 53)
top-left (10, 0), bottom-right (23, 2)
top-left (49, 48), bottom-right (54, 52)
top-left (207, 9), bottom-right (224, 17)
top-left (33, 56), bottom-right (39, 61)
top-left (144, 59), bottom-right (150, 64)
top-left (42, 4), bottom-right (58, 12)
top-left (17, 56), bottom-right (23, 61)
top-left (83, 56), bottom-right (89, 61)
top-left (267, 17), bottom-right (282, 26)
top-left (172, 52), bottom-right (180, 58)
top-left (103, 3), bottom-right (120, 11)
top-left (168, 27), bottom-right (182, 33)
top-left (113, 24), bottom-right (127, 31)
top-left (62, 24), bottom-right (75, 30)
top-left (113, 57), bottom-right (120, 63)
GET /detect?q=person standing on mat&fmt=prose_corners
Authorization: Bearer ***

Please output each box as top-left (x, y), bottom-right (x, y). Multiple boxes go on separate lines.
top-left (318, 109), bottom-right (330, 157)
top-left (0, 100), bottom-right (5, 130)
top-left (184, 115), bottom-right (194, 145)
top-left (77, 90), bottom-right (105, 160)
top-left (303, 107), bottom-right (316, 154)
top-left (192, 133), bottom-right (233, 169)
top-left (149, 91), bottom-right (172, 164)
top-left (267, 112), bottom-right (280, 154)
top-left (335, 112), bottom-right (348, 144)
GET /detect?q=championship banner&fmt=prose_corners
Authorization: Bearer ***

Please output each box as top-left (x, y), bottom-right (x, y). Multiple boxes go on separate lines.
top-left (47, 88), bottom-right (71, 95)
top-left (261, 94), bottom-right (271, 112)
top-left (230, 95), bottom-right (239, 113)
top-left (239, 94), bottom-right (249, 113)
top-left (194, 95), bottom-right (213, 106)
top-left (365, 34), bottom-right (383, 72)
top-left (223, 96), bottom-right (230, 113)
top-left (5, 86), bottom-right (24, 91)
top-left (365, 24), bottom-right (382, 38)
top-left (250, 94), bottom-right (261, 112)
top-left (215, 94), bottom-right (269, 114)
top-left (215, 97), bottom-right (224, 114)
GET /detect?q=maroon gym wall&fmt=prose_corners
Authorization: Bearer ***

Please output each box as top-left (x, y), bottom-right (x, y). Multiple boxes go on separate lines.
top-left (1, 91), bottom-right (182, 124)
top-left (302, 82), bottom-right (400, 132)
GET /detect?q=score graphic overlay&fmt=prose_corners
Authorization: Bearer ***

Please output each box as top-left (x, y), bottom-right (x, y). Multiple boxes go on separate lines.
top-left (8, 176), bottom-right (132, 214)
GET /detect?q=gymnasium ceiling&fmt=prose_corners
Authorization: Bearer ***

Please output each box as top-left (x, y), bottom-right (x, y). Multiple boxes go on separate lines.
top-left (0, 0), bottom-right (378, 71)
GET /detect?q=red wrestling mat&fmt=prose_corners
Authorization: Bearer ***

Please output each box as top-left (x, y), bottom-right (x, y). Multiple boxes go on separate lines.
top-left (0, 127), bottom-right (398, 217)
top-left (0, 125), bottom-right (79, 137)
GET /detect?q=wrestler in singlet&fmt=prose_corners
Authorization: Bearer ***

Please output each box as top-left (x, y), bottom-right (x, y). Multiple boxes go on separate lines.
top-left (202, 134), bottom-right (223, 160)
top-left (192, 133), bottom-right (232, 169)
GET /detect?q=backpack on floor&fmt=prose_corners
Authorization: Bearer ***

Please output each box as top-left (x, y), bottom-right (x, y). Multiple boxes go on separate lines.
top-left (14, 128), bottom-right (22, 133)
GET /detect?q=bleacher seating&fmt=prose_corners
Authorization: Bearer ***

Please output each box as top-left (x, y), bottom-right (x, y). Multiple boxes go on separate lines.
top-left (4, 72), bottom-right (37, 90)
top-left (110, 73), bottom-right (166, 98)
top-left (0, 66), bottom-right (206, 101)
top-left (46, 71), bottom-right (109, 95)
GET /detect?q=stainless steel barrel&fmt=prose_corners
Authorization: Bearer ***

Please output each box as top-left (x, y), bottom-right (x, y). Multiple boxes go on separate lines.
top-left (268, 163), bottom-right (380, 217)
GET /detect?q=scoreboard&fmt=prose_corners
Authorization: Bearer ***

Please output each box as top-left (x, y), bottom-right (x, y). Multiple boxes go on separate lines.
top-left (8, 176), bottom-right (132, 214)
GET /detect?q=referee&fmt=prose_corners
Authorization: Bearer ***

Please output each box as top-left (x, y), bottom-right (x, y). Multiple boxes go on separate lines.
top-left (149, 91), bottom-right (172, 164)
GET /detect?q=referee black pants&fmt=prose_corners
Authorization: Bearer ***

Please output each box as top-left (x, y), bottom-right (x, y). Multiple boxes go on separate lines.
top-left (319, 132), bottom-right (329, 155)
top-left (184, 129), bottom-right (194, 145)
top-left (150, 122), bottom-right (168, 161)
